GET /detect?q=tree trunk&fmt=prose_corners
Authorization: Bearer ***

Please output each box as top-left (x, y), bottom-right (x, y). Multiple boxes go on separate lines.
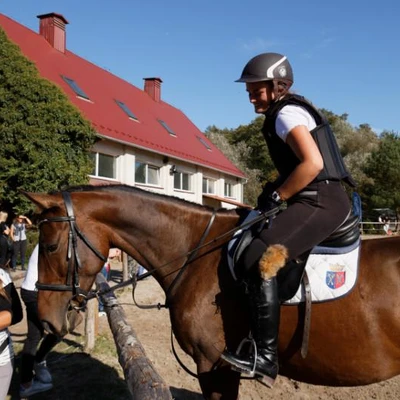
top-left (95, 273), bottom-right (172, 400)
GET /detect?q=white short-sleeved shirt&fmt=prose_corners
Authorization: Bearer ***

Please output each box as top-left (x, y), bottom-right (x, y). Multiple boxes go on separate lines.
top-left (22, 244), bottom-right (39, 291)
top-left (0, 327), bottom-right (13, 366)
top-left (0, 269), bottom-right (14, 366)
top-left (275, 105), bottom-right (317, 142)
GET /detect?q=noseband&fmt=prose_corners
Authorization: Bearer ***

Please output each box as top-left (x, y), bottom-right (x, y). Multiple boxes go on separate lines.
top-left (37, 191), bottom-right (107, 304)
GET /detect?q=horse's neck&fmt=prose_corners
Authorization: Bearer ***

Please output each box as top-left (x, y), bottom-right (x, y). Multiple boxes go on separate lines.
top-left (108, 193), bottom-right (217, 290)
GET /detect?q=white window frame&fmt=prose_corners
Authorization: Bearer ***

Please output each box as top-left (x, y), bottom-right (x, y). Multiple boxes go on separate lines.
top-left (90, 152), bottom-right (117, 180)
top-left (224, 182), bottom-right (235, 198)
top-left (202, 177), bottom-right (216, 194)
top-left (173, 171), bottom-right (193, 191)
top-left (135, 161), bottom-right (161, 186)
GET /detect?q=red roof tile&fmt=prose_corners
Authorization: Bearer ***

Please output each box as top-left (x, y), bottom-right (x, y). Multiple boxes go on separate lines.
top-left (0, 13), bottom-right (245, 178)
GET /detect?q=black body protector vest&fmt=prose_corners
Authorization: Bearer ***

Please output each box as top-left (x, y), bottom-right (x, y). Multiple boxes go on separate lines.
top-left (262, 94), bottom-right (356, 187)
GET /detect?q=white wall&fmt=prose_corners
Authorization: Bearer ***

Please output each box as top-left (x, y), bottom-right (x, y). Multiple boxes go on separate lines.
top-left (90, 140), bottom-right (244, 208)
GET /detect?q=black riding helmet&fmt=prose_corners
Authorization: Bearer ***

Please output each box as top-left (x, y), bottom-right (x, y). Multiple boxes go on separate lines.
top-left (236, 53), bottom-right (294, 92)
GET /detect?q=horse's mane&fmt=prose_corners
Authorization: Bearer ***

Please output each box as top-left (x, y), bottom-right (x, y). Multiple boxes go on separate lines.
top-left (56, 184), bottom-right (244, 216)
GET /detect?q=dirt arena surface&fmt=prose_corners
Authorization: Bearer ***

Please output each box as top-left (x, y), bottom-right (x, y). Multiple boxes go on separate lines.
top-left (7, 262), bottom-right (400, 399)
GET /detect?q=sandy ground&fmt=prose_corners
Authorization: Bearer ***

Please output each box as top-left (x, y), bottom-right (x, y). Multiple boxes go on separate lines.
top-left (7, 261), bottom-right (400, 400)
top-left (101, 267), bottom-right (400, 400)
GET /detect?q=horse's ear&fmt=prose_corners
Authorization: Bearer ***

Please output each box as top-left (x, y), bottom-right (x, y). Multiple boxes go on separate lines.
top-left (22, 191), bottom-right (62, 211)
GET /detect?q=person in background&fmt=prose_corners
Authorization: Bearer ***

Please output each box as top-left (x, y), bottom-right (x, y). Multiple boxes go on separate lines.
top-left (0, 265), bottom-right (23, 400)
top-left (221, 52), bottom-right (355, 387)
top-left (127, 255), bottom-right (147, 280)
top-left (10, 215), bottom-right (32, 271)
top-left (382, 215), bottom-right (392, 235)
top-left (0, 212), bottom-right (11, 269)
top-left (19, 244), bottom-right (59, 398)
top-left (98, 260), bottom-right (111, 317)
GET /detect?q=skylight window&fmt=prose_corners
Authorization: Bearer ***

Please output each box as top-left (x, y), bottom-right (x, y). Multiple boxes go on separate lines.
top-left (115, 100), bottom-right (138, 120)
top-left (197, 136), bottom-right (212, 151)
top-left (158, 119), bottom-right (176, 136)
top-left (61, 75), bottom-right (90, 100)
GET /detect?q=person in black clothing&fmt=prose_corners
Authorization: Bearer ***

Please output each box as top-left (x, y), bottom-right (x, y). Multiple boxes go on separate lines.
top-left (19, 244), bottom-right (57, 398)
top-left (221, 53), bottom-right (355, 387)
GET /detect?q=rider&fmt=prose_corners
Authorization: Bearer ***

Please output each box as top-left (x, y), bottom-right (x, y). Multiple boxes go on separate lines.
top-left (221, 53), bottom-right (355, 387)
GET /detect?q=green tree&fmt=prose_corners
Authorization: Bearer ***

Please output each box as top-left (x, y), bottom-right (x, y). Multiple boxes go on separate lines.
top-left (206, 108), bottom-right (384, 208)
top-left (341, 124), bottom-right (379, 189)
top-left (362, 131), bottom-right (400, 214)
top-left (205, 126), bottom-right (262, 206)
top-left (0, 28), bottom-right (97, 214)
top-left (225, 117), bottom-right (276, 181)
top-left (319, 110), bottom-right (379, 187)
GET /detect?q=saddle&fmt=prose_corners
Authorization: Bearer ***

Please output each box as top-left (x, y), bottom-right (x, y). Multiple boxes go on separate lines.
top-left (229, 211), bottom-right (361, 302)
top-left (228, 210), bottom-right (361, 359)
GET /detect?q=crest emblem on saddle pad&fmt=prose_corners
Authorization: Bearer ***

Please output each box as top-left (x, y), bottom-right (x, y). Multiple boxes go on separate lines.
top-left (326, 263), bottom-right (346, 289)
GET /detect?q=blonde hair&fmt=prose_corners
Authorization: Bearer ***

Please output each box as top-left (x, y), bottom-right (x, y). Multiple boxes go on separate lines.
top-left (0, 278), bottom-right (10, 300)
top-left (0, 211), bottom-right (8, 223)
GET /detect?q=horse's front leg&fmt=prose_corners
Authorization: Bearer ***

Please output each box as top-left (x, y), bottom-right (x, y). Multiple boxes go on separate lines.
top-left (197, 357), bottom-right (241, 400)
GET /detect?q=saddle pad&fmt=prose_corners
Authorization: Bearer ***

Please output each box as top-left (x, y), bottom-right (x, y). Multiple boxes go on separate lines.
top-left (284, 240), bottom-right (361, 304)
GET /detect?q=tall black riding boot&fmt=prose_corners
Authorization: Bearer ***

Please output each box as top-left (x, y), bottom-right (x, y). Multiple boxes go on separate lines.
top-left (221, 276), bottom-right (280, 387)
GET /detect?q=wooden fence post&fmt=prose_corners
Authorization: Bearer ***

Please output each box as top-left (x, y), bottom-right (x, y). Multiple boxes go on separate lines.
top-left (122, 251), bottom-right (129, 282)
top-left (84, 294), bottom-right (98, 351)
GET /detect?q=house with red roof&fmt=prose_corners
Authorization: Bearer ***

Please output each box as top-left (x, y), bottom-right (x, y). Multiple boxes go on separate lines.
top-left (0, 12), bottom-right (247, 208)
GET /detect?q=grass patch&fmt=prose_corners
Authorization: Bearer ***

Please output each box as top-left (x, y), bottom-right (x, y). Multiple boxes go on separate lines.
top-left (92, 333), bottom-right (118, 358)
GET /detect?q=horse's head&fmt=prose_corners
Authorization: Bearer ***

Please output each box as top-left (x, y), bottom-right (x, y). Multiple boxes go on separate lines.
top-left (24, 190), bottom-right (109, 337)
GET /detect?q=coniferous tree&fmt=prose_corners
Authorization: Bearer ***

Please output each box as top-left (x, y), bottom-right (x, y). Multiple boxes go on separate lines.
top-left (0, 28), bottom-right (97, 213)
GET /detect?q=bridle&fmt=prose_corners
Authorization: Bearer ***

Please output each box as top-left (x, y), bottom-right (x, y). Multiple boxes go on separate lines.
top-left (35, 190), bottom-right (218, 310)
top-left (36, 191), bottom-right (107, 305)
top-left (35, 189), bottom-right (218, 309)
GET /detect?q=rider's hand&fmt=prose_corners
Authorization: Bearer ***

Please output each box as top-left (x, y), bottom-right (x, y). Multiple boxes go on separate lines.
top-left (257, 182), bottom-right (282, 212)
top-left (257, 182), bottom-right (275, 208)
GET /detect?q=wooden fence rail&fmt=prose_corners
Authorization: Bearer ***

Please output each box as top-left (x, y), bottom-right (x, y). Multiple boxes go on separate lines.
top-left (95, 273), bottom-right (173, 400)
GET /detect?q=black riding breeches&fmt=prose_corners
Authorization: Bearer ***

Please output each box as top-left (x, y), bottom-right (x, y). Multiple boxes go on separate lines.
top-left (240, 180), bottom-right (351, 275)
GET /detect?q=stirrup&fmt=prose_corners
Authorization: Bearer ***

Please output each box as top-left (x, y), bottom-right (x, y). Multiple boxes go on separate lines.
top-left (231, 336), bottom-right (258, 377)
top-left (233, 337), bottom-right (277, 388)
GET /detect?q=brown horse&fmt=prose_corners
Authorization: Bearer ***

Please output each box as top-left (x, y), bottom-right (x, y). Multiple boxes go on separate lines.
top-left (24, 185), bottom-right (400, 400)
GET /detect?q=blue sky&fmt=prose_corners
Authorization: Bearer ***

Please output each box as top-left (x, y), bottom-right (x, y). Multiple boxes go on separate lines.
top-left (1, 0), bottom-right (399, 134)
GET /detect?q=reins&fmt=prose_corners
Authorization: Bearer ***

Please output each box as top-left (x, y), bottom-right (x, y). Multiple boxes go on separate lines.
top-left (92, 209), bottom-right (217, 309)
top-left (100, 208), bottom-right (274, 307)
top-left (36, 190), bottom-right (275, 307)
top-left (164, 209), bottom-right (216, 307)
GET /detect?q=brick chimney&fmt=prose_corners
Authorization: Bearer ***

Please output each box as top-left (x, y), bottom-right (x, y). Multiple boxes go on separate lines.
top-left (143, 77), bottom-right (162, 102)
top-left (37, 13), bottom-right (69, 53)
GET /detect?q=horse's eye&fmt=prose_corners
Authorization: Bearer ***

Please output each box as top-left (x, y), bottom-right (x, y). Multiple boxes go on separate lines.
top-left (46, 244), bottom-right (58, 253)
